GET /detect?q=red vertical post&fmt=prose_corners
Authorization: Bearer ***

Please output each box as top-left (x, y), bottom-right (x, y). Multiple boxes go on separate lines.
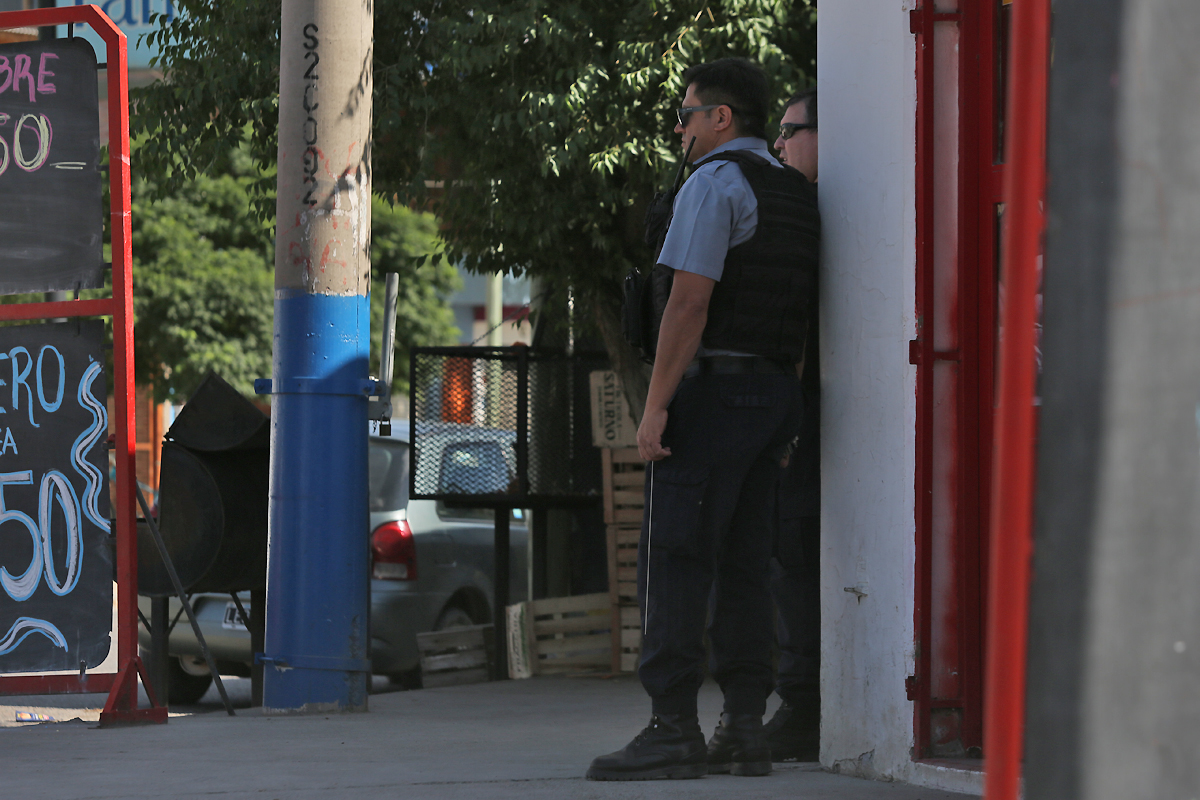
top-left (983, 0), bottom-right (1050, 796)
top-left (106, 15), bottom-right (138, 716)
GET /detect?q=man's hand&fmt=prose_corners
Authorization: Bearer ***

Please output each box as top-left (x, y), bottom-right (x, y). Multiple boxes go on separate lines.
top-left (638, 407), bottom-right (672, 461)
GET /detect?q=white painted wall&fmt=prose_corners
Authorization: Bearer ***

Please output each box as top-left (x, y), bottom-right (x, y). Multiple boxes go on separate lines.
top-left (818, 0), bottom-right (920, 783)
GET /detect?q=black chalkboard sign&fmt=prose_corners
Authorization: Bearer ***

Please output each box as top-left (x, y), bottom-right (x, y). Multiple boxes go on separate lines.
top-left (0, 39), bottom-right (103, 295)
top-left (0, 321), bottom-right (112, 673)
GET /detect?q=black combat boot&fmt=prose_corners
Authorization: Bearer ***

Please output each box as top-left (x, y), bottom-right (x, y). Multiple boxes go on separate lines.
top-left (706, 712), bottom-right (773, 776)
top-left (586, 713), bottom-right (708, 781)
top-left (763, 697), bottom-right (819, 762)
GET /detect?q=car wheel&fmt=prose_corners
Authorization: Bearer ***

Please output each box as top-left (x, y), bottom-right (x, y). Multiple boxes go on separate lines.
top-left (167, 657), bottom-right (213, 705)
top-left (388, 665), bottom-right (423, 690)
top-left (434, 604), bottom-right (475, 630)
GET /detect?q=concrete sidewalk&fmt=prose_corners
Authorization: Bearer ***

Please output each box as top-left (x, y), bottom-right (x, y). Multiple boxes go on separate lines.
top-left (0, 674), bottom-right (972, 800)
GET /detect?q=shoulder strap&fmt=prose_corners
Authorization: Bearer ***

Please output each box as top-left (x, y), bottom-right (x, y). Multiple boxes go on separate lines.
top-left (696, 149), bottom-right (773, 169)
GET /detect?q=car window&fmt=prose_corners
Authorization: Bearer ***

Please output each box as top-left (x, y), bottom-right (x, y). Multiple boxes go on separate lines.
top-left (437, 440), bottom-right (511, 495)
top-left (436, 501), bottom-right (527, 523)
top-left (369, 441), bottom-right (410, 512)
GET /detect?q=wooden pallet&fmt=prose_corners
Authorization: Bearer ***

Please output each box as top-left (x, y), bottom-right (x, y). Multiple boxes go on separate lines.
top-left (417, 623), bottom-right (493, 688)
top-left (602, 447), bottom-right (645, 673)
top-left (508, 593), bottom-right (612, 677)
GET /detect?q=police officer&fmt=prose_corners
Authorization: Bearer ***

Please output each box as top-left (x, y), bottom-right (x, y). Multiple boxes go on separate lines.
top-left (764, 88), bottom-right (822, 763)
top-left (587, 58), bottom-right (820, 781)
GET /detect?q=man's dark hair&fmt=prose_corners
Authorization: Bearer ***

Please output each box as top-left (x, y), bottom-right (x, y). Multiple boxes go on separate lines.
top-left (785, 88), bottom-right (817, 128)
top-left (681, 58), bottom-right (770, 140)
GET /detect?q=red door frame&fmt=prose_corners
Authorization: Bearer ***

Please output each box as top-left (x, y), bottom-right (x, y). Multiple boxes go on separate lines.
top-left (953, 0), bottom-right (988, 754)
top-left (0, 5), bottom-right (163, 724)
top-left (910, 0), bottom-right (1006, 758)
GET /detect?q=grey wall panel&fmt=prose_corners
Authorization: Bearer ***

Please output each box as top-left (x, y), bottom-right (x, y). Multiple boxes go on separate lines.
top-left (1028, 2), bottom-right (1124, 796)
top-left (1032, 1), bottom-right (1200, 797)
top-left (1083, 1), bottom-right (1200, 795)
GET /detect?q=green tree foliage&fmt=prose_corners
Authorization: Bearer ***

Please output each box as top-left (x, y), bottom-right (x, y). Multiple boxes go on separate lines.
top-left (130, 147), bottom-right (274, 401)
top-left (134, 0), bottom-right (815, 413)
top-left (131, 145), bottom-right (457, 402)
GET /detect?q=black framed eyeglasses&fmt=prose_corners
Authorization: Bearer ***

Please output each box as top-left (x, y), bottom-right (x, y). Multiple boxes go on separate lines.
top-left (677, 104), bottom-right (739, 127)
top-left (779, 122), bottom-right (817, 140)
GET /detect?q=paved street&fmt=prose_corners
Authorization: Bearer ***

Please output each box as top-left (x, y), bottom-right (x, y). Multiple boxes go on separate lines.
top-left (0, 673), bottom-right (974, 800)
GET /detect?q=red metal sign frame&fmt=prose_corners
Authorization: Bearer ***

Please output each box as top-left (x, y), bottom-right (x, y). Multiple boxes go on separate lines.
top-left (0, 5), bottom-right (163, 725)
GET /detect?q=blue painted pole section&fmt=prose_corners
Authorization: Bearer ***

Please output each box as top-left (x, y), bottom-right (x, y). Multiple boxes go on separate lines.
top-left (262, 292), bottom-right (371, 711)
top-left (264, 1), bottom-right (373, 713)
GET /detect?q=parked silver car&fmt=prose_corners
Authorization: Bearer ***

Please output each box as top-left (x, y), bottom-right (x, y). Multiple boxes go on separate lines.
top-left (139, 420), bottom-right (528, 702)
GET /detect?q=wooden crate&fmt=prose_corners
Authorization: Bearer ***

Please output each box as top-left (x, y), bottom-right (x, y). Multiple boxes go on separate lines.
top-left (417, 623), bottom-right (493, 688)
top-left (508, 593), bottom-right (612, 677)
top-left (607, 521), bottom-right (640, 674)
top-left (607, 523), bottom-right (640, 604)
top-left (602, 447), bottom-right (646, 673)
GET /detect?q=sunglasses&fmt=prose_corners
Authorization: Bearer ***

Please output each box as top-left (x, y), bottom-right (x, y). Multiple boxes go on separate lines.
top-left (779, 122), bottom-right (817, 140)
top-left (677, 104), bottom-right (740, 127)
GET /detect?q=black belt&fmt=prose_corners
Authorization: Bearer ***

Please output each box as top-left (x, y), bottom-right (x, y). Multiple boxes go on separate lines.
top-left (683, 356), bottom-right (794, 379)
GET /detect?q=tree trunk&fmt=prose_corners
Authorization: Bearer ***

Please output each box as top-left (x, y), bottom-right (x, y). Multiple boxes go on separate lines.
top-left (591, 289), bottom-right (651, 425)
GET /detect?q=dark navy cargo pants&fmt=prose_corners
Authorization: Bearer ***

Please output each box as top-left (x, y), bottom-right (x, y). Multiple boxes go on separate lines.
top-left (773, 389), bottom-right (821, 704)
top-left (772, 515), bottom-right (820, 702)
top-left (637, 371), bottom-right (804, 718)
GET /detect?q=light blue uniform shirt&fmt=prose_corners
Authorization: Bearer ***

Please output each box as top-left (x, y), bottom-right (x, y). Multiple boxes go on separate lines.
top-left (657, 137), bottom-right (782, 282)
top-left (657, 137), bottom-right (783, 356)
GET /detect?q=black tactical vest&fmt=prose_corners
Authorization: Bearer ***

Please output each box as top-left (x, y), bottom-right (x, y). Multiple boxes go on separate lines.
top-left (650, 150), bottom-right (820, 362)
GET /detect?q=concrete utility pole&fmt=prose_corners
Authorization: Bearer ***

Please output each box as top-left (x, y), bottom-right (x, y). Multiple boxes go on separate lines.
top-left (263, 0), bottom-right (373, 713)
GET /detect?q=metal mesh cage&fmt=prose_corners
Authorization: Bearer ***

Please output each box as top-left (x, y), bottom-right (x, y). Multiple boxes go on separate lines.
top-left (409, 347), bottom-right (608, 504)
